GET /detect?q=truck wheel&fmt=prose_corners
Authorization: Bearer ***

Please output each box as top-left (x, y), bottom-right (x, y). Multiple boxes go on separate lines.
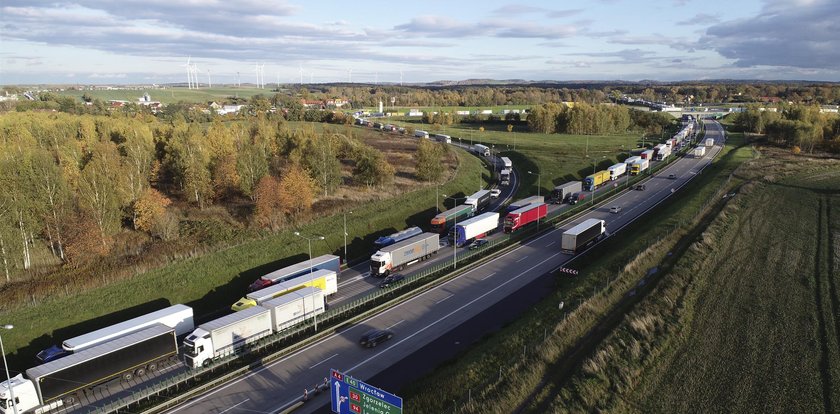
top-left (148, 363), bottom-right (158, 371)
top-left (203, 359), bottom-right (212, 368)
top-left (122, 372), bottom-right (134, 382)
top-left (63, 395), bottom-right (77, 405)
top-left (135, 368), bottom-right (146, 377)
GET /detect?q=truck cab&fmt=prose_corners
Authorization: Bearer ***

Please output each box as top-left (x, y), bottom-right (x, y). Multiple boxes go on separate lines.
top-left (183, 328), bottom-right (213, 368)
top-left (0, 374), bottom-right (44, 414)
top-left (369, 251), bottom-right (391, 277)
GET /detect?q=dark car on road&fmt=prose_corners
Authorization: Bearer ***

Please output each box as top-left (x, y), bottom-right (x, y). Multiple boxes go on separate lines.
top-left (378, 274), bottom-right (405, 288)
top-left (634, 184), bottom-right (646, 190)
top-left (359, 329), bottom-right (394, 347)
top-left (469, 239), bottom-right (489, 250)
top-left (667, 173), bottom-right (677, 179)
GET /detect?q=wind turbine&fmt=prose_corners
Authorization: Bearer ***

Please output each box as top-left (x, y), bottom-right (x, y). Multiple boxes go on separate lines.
top-left (400, 69), bottom-right (403, 86)
top-left (299, 64), bottom-right (304, 85)
top-left (237, 71), bottom-right (240, 88)
top-left (255, 63), bottom-right (261, 88)
top-left (207, 69), bottom-right (212, 88)
top-left (183, 56), bottom-right (193, 89)
top-left (260, 63), bottom-right (266, 88)
top-left (191, 63), bottom-right (200, 88)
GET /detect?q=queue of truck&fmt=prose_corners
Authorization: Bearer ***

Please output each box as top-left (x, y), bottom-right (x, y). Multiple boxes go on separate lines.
top-left (0, 128), bottom-right (703, 413)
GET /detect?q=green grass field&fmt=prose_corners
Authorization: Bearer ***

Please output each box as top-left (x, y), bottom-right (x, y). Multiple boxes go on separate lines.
top-left (57, 86), bottom-right (271, 104)
top-left (628, 157), bottom-right (840, 413)
top-left (400, 123), bottom-right (757, 413)
top-left (0, 146), bottom-right (491, 368)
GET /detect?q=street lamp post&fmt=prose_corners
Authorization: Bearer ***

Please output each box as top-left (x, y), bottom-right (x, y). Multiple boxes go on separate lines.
top-left (343, 211), bottom-right (353, 263)
top-left (443, 195), bottom-right (466, 269)
top-left (527, 171), bottom-right (541, 198)
top-left (293, 232), bottom-right (325, 331)
top-left (1, 324), bottom-right (17, 414)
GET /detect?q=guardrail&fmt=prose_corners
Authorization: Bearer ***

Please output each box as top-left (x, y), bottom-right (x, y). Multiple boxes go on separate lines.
top-left (88, 137), bottom-right (703, 414)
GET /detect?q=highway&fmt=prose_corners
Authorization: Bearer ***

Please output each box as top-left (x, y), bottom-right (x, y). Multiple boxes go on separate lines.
top-left (162, 120), bottom-right (724, 414)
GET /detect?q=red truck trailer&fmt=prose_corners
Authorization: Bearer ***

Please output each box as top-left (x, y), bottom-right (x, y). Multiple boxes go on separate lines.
top-left (504, 203), bottom-right (547, 233)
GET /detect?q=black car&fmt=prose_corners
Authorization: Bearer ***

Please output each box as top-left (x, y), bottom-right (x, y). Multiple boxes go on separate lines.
top-left (667, 173), bottom-right (677, 179)
top-left (359, 329), bottom-right (394, 347)
top-left (634, 184), bottom-right (646, 191)
top-left (469, 239), bottom-right (489, 250)
top-left (378, 274), bottom-right (405, 288)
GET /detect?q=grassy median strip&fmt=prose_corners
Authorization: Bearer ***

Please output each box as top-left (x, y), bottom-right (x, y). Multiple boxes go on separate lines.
top-left (400, 128), bottom-right (755, 413)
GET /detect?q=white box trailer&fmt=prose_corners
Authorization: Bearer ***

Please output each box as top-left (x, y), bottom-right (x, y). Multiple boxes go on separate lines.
top-left (624, 156), bottom-right (642, 165)
top-left (37, 304), bottom-right (194, 363)
top-left (473, 144), bottom-right (490, 157)
top-left (561, 219), bottom-right (606, 254)
top-left (261, 286), bottom-right (325, 332)
top-left (183, 306), bottom-right (273, 368)
top-left (640, 149), bottom-right (655, 160)
top-left (370, 232), bottom-right (440, 277)
top-left (233, 269), bottom-right (337, 311)
top-left (630, 159), bottom-right (650, 175)
top-left (693, 146), bottom-right (706, 157)
top-left (453, 212), bottom-right (499, 247)
top-left (500, 157), bottom-right (512, 170)
top-left (607, 163), bottom-right (627, 180)
top-left (415, 130), bottom-right (429, 139)
top-left (5, 325), bottom-right (179, 413)
top-left (705, 137), bottom-right (715, 147)
top-left (552, 181), bottom-right (582, 203)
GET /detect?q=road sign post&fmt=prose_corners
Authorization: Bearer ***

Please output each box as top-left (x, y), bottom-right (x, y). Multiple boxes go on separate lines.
top-left (331, 369), bottom-right (403, 414)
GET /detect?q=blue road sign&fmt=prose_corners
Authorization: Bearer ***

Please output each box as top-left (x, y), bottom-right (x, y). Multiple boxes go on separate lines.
top-left (330, 369), bottom-right (403, 414)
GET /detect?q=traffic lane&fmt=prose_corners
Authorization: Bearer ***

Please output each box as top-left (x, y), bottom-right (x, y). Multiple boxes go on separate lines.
top-left (174, 229), bottom-right (568, 414)
top-left (171, 124), bottom-right (726, 414)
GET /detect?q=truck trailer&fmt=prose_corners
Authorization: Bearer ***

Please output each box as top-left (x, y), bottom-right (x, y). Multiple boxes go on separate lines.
top-left (693, 146), bottom-right (706, 157)
top-left (640, 149), bottom-right (655, 160)
top-left (584, 171), bottom-right (610, 191)
top-left (464, 190), bottom-right (492, 213)
top-left (370, 232), bottom-right (440, 277)
top-left (552, 181), bottom-right (582, 204)
top-left (247, 254), bottom-right (340, 292)
top-left (431, 204), bottom-right (474, 234)
top-left (504, 203), bottom-right (547, 233)
top-left (500, 157), bottom-right (512, 170)
top-left (624, 156), bottom-right (641, 165)
top-left (374, 226), bottom-right (423, 249)
top-left (261, 286), bottom-right (325, 332)
top-left (36, 304), bottom-right (194, 363)
top-left (654, 144), bottom-right (671, 161)
top-left (630, 159), bottom-right (650, 175)
top-left (705, 137), bottom-right (714, 147)
top-left (1, 325), bottom-right (179, 412)
top-left (452, 212), bottom-right (499, 246)
top-left (414, 130), bottom-right (429, 139)
top-left (507, 195), bottom-right (545, 212)
top-left (184, 306), bottom-right (273, 368)
top-left (500, 169), bottom-right (511, 185)
top-left (473, 144), bottom-right (490, 157)
top-left (561, 219), bottom-right (606, 254)
top-left (607, 163), bottom-right (627, 180)
top-left (232, 269), bottom-right (337, 311)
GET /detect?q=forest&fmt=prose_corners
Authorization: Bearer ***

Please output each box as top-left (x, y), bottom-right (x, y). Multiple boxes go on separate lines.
top-left (732, 104), bottom-right (840, 153)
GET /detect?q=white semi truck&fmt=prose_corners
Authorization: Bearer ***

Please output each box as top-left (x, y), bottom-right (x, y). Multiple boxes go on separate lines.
top-left (232, 269), bottom-right (337, 311)
top-left (607, 163), bottom-right (627, 180)
top-left (1, 325), bottom-right (179, 413)
top-left (36, 304), bottom-right (193, 363)
top-left (183, 306), bottom-right (273, 369)
top-left (561, 219), bottom-right (606, 254)
top-left (452, 212), bottom-right (499, 247)
top-left (370, 233), bottom-right (440, 277)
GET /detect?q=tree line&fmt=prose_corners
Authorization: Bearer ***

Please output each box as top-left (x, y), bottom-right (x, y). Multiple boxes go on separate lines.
top-left (525, 102), bottom-right (673, 135)
top-left (0, 111), bottom-right (396, 278)
top-left (733, 104), bottom-right (840, 153)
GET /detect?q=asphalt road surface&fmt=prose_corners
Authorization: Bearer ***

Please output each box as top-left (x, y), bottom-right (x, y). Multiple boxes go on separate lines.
top-left (160, 120), bottom-right (723, 414)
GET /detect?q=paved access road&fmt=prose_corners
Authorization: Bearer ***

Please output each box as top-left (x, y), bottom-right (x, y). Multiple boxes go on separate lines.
top-left (165, 120), bottom-right (724, 414)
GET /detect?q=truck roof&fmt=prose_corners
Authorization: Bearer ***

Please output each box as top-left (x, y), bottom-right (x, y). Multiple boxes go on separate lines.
top-left (435, 204), bottom-right (472, 219)
top-left (261, 286), bottom-right (322, 309)
top-left (260, 254), bottom-right (339, 282)
top-left (62, 304), bottom-right (192, 352)
top-left (377, 232), bottom-right (439, 253)
top-left (457, 212), bottom-right (499, 228)
top-left (27, 324), bottom-right (173, 381)
top-left (200, 305), bottom-right (270, 332)
top-left (509, 202), bottom-right (545, 215)
top-left (247, 269), bottom-right (335, 301)
top-left (467, 189), bottom-right (491, 200)
top-left (564, 218), bottom-right (605, 237)
top-left (554, 181), bottom-right (581, 190)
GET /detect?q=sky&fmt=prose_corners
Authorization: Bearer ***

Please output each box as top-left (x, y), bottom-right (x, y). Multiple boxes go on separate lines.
top-left (1, 0), bottom-right (839, 85)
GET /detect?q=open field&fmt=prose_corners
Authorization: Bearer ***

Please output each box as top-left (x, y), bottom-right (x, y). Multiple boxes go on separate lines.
top-left (400, 124), bottom-right (756, 412)
top-left (384, 120), bottom-right (648, 199)
top-left (0, 145), bottom-right (491, 370)
top-left (56, 86), bottom-right (271, 104)
top-left (628, 153), bottom-right (840, 413)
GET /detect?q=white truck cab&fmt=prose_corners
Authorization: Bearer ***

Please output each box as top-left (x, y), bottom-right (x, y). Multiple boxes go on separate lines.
top-left (183, 328), bottom-right (212, 369)
top-left (370, 251), bottom-right (392, 277)
top-left (0, 374), bottom-right (63, 414)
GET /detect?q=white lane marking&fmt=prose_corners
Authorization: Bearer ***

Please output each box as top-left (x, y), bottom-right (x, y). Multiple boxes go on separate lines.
top-left (546, 241), bottom-right (555, 248)
top-left (516, 255), bottom-right (529, 263)
top-left (342, 251), bottom-right (562, 375)
top-left (309, 353), bottom-right (339, 370)
top-left (481, 272), bottom-right (496, 281)
top-left (182, 127), bottom-right (722, 413)
top-left (338, 274), bottom-right (366, 287)
top-left (217, 399), bottom-right (250, 414)
top-left (387, 320), bottom-right (405, 330)
top-left (436, 294), bottom-right (454, 304)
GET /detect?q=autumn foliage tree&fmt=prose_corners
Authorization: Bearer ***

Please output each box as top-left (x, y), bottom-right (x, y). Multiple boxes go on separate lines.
top-left (279, 164), bottom-right (316, 218)
top-left (415, 139), bottom-right (446, 182)
top-left (133, 188), bottom-right (172, 235)
top-left (253, 175), bottom-right (283, 231)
